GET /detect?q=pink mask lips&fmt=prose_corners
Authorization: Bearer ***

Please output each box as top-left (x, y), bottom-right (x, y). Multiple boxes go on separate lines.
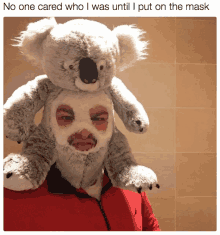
top-left (68, 134), bottom-right (97, 152)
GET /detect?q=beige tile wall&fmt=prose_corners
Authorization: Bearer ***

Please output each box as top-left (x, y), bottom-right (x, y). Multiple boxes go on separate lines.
top-left (4, 17), bottom-right (216, 231)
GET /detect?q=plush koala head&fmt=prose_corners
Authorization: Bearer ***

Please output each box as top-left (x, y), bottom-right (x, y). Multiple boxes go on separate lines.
top-left (15, 18), bottom-right (147, 92)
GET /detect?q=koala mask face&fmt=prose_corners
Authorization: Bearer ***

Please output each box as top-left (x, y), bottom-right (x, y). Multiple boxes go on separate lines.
top-left (42, 20), bottom-right (119, 92)
top-left (50, 90), bottom-right (114, 154)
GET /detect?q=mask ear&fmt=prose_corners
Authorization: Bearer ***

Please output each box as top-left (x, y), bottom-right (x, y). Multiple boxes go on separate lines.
top-left (13, 17), bottom-right (57, 65)
top-left (113, 25), bottom-right (148, 72)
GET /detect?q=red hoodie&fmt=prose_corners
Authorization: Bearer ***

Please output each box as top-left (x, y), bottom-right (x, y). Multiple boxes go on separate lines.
top-left (4, 165), bottom-right (160, 231)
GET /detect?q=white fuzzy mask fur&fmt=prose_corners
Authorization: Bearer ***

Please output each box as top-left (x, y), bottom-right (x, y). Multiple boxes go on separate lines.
top-left (47, 90), bottom-right (114, 189)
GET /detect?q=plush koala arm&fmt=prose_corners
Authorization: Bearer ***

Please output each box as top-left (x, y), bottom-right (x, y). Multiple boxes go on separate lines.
top-left (109, 76), bottom-right (149, 133)
top-left (105, 127), bottom-right (158, 192)
top-left (4, 74), bottom-right (56, 142)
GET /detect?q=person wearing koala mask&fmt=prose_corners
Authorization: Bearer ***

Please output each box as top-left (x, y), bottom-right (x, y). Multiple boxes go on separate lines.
top-left (4, 17), bottom-right (159, 192)
top-left (4, 88), bottom-right (160, 231)
top-left (4, 18), bottom-right (160, 230)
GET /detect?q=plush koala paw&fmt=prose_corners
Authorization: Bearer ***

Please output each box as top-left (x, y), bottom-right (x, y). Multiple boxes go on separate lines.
top-left (126, 112), bottom-right (149, 134)
top-left (133, 118), bottom-right (148, 133)
top-left (118, 165), bottom-right (160, 193)
top-left (3, 154), bottom-right (34, 191)
top-left (4, 171), bottom-right (33, 191)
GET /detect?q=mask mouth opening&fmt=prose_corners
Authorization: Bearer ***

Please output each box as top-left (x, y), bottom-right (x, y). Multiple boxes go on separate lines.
top-left (68, 134), bottom-right (97, 152)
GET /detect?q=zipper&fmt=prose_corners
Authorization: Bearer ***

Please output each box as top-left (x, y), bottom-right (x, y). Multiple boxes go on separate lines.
top-left (97, 199), bottom-right (111, 231)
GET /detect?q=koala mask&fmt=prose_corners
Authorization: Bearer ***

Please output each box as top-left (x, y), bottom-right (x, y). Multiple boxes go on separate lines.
top-left (50, 90), bottom-right (114, 155)
top-left (46, 90), bottom-right (114, 189)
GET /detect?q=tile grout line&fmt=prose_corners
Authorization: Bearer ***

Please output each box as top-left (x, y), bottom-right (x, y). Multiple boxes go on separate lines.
top-left (174, 16), bottom-right (177, 232)
top-left (134, 152), bottom-right (217, 154)
top-left (177, 196), bottom-right (217, 198)
top-left (139, 62), bottom-right (217, 65)
top-left (144, 107), bottom-right (216, 109)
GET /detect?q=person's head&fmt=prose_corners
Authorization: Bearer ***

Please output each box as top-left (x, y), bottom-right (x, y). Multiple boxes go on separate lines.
top-left (49, 90), bottom-right (114, 154)
top-left (57, 104), bottom-right (109, 152)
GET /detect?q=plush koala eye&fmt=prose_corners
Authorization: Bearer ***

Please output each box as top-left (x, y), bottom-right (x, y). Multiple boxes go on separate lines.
top-left (97, 60), bottom-right (106, 71)
top-left (63, 61), bottom-right (75, 70)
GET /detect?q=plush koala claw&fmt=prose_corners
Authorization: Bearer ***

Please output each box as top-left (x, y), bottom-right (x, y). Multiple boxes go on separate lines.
top-left (6, 172), bottom-right (13, 178)
top-left (4, 172), bottom-right (33, 191)
top-left (17, 141), bottom-right (21, 144)
top-left (133, 119), bottom-right (146, 133)
top-left (136, 120), bottom-right (142, 126)
top-left (118, 165), bottom-right (159, 193)
top-left (128, 117), bottom-right (148, 134)
top-left (137, 183), bottom-right (159, 193)
top-left (137, 186), bottom-right (142, 194)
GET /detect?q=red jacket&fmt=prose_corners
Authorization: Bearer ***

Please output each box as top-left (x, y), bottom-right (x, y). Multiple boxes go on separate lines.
top-left (4, 165), bottom-right (160, 231)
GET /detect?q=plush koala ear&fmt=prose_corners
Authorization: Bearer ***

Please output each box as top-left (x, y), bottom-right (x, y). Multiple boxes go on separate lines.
top-left (14, 17), bottom-right (57, 65)
top-left (113, 25), bottom-right (148, 72)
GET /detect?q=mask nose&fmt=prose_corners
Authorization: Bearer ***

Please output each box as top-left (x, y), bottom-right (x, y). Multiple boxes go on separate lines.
top-left (68, 129), bottom-right (97, 151)
top-left (78, 129), bottom-right (92, 140)
top-left (79, 58), bottom-right (98, 84)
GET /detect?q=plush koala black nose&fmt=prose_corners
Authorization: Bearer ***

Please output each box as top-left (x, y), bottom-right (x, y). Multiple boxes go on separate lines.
top-left (79, 58), bottom-right (98, 84)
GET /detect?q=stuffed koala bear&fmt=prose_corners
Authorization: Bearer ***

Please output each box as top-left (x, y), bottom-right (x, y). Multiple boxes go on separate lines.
top-left (4, 18), bottom-right (159, 193)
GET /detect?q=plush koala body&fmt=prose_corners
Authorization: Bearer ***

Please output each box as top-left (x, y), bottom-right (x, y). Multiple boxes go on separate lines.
top-left (4, 18), bottom-right (158, 192)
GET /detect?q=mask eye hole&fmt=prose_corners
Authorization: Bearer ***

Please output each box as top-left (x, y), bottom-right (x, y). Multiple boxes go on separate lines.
top-left (90, 105), bottom-right (108, 131)
top-left (56, 105), bottom-right (74, 127)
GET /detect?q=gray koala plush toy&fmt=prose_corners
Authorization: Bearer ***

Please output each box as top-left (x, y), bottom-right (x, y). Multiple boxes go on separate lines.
top-left (4, 18), bottom-right (159, 194)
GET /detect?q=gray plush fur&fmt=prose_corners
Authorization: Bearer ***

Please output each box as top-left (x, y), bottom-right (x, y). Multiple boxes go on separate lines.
top-left (4, 18), bottom-right (158, 192)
